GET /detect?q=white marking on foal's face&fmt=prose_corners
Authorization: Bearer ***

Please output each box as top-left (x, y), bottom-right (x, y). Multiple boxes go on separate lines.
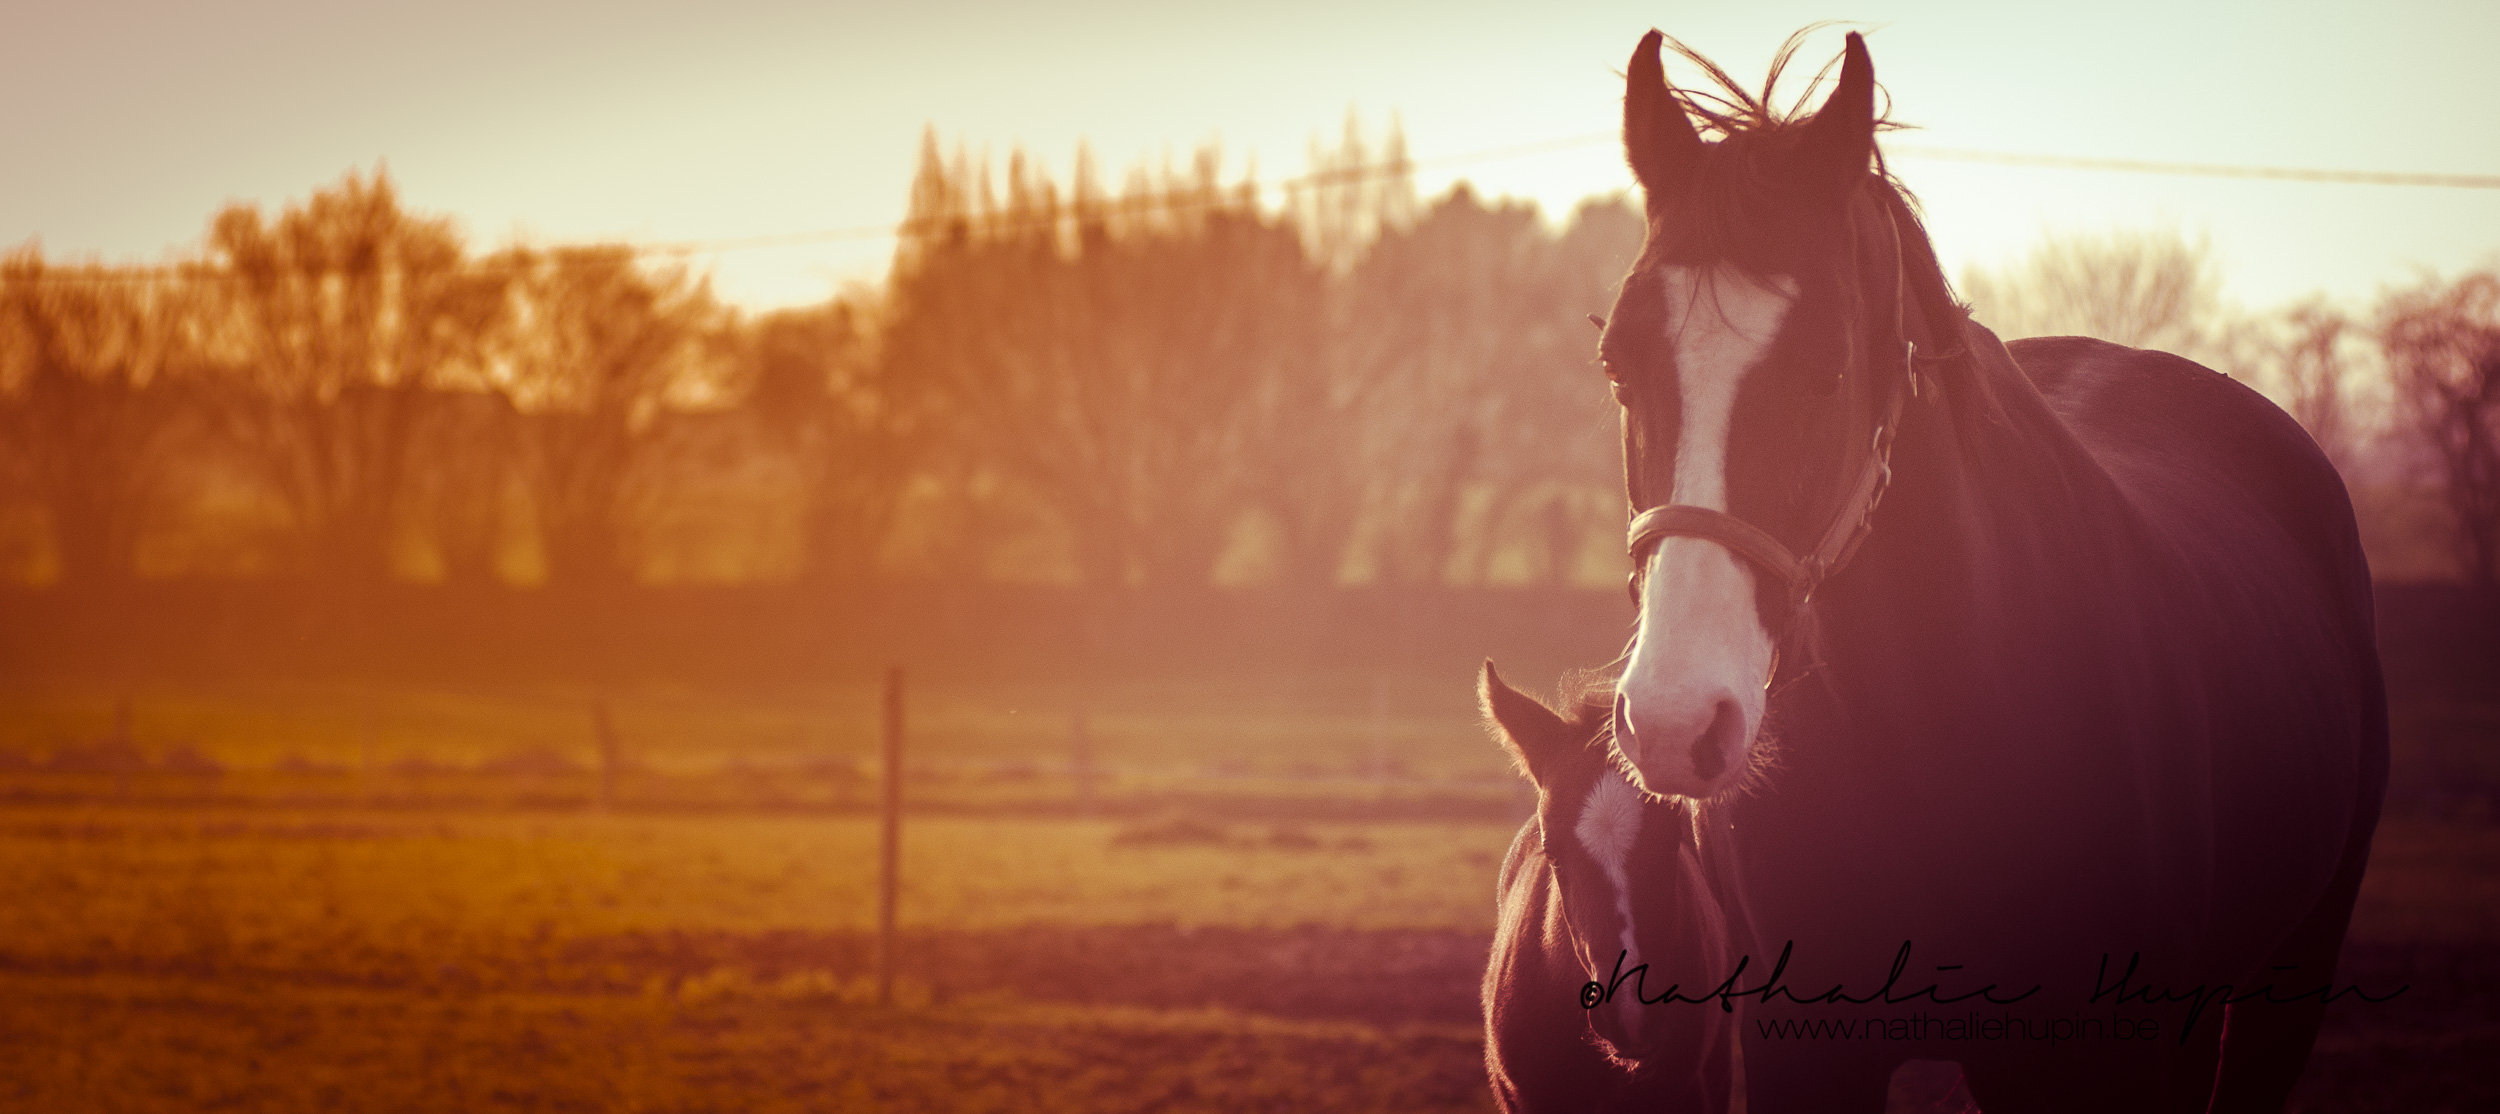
top-left (1575, 772), bottom-right (1645, 1036)
top-left (1616, 267), bottom-right (1797, 799)
top-left (1575, 771), bottom-right (1643, 877)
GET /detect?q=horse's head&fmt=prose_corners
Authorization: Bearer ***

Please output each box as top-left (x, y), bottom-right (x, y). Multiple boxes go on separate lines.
top-left (1599, 29), bottom-right (1918, 799)
top-left (1483, 662), bottom-right (1736, 1071)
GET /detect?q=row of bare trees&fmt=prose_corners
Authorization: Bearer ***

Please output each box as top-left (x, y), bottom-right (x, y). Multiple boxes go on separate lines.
top-left (0, 132), bottom-right (1644, 594)
top-left (5, 149), bottom-right (2496, 594)
top-left (880, 134), bottom-right (1639, 590)
top-left (0, 173), bottom-right (739, 593)
top-left (1963, 229), bottom-right (2500, 589)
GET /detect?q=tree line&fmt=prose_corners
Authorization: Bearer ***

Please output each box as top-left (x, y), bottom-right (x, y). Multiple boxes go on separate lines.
top-left (0, 126), bottom-right (1637, 596)
top-left (3, 130), bottom-right (2495, 596)
top-left (1961, 228), bottom-right (2500, 589)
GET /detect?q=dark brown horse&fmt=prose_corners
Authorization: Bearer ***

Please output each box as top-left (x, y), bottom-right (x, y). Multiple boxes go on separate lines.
top-left (1482, 28), bottom-right (2387, 1114)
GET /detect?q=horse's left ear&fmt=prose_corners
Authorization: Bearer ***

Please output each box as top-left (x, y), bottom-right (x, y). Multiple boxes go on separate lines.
top-left (1482, 661), bottom-right (1576, 785)
top-left (1797, 31), bottom-right (1878, 193)
top-left (1625, 29), bottom-right (1705, 197)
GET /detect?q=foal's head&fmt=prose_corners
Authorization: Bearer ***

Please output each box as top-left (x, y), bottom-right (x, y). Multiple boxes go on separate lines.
top-left (1601, 29), bottom-right (1917, 799)
top-left (1484, 663), bottom-right (1736, 1068)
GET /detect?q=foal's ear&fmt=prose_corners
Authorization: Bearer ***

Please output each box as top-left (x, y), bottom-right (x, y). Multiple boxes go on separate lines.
top-left (1797, 30), bottom-right (1878, 193)
top-left (1624, 29), bottom-right (1704, 196)
top-left (1481, 661), bottom-right (1576, 784)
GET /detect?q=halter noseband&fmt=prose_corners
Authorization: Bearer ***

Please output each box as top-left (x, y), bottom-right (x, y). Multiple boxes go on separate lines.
top-left (1624, 202), bottom-right (1948, 614)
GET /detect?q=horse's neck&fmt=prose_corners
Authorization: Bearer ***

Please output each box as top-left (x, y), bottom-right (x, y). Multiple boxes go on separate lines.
top-left (1820, 319), bottom-right (2135, 686)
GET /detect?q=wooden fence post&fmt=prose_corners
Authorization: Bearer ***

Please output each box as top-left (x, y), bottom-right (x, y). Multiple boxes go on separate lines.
top-left (1071, 707), bottom-right (1095, 817)
top-left (593, 700), bottom-right (621, 811)
top-left (357, 698), bottom-right (375, 804)
top-left (111, 697), bottom-right (133, 801)
top-left (876, 666), bottom-right (904, 1006)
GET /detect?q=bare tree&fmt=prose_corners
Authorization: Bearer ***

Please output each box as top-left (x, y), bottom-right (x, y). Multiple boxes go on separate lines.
top-left (1480, 195), bottom-right (1646, 585)
top-left (203, 169), bottom-right (510, 586)
top-left (501, 246), bottom-right (712, 593)
top-left (883, 137), bottom-right (1323, 588)
top-left (2239, 298), bottom-right (2379, 481)
top-left (1962, 227), bottom-right (2223, 353)
top-left (2380, 269), bottom-right (2500, 590)
top-left (736, 299), bottom-right (932, 587)
top-left (1286, 111), bottom-right (1417, 278)
top-left (1345, 186), bottom-right (1622, 585)
top-left (405, 386), bottom-right (520, 588)
top-left (1252, 118), bottom-right (1420, 588)
top-left (0, 253), bottom-right (204, 587)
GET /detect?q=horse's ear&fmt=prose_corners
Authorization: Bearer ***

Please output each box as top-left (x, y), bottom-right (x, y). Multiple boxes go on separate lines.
top-left (1482, 661), bottom-right (1575, 784)
top-left (1797, 31), bottom-right (1878, 193)
top-left (1625, 29), bottom-right (1704, 196)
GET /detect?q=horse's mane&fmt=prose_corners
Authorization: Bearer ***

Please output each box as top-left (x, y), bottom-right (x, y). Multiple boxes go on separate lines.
top-left (1648, 25), bottom-right (1985, 434)
top-left (1647, 27), bottom-right (1948, 297)
top-left (1657, 24), bottom-right (1881, 140)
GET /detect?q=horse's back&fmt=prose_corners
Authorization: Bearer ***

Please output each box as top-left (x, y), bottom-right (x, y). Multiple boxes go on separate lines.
top-left (2008, 334), bottom-right (2371, 605)
top-left (2005, 334), bottom-right (2387, 970)
top-left (2008, 334), bottom-right (2378, 696)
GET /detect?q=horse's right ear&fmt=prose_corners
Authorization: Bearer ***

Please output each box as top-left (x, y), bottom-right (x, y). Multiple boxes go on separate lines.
top-left (1796, 31), bottom-right (1878, 193)
top-left (1625, 29), bottom-right (1705, 197)
top-left (1482, 661), bottom-right (1574, 784)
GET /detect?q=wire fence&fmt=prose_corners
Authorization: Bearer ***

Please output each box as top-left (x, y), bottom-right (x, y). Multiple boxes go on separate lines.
top-left (14, 132), bottom-right (2494, 284)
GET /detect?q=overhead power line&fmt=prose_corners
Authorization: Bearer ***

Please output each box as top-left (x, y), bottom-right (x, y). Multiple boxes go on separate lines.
top-left (530, 137), bottom-right (2500, 257)
top-left (14, 134), bottom-right (2496, 282)
top-left (1886, 144), bottom-right (2500, 191)
top-left (631, 131), bottom-right (1632, 255)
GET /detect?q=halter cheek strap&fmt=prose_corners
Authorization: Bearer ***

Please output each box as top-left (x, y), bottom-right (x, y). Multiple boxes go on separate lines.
top-left (1626, 359), bottom-right (1906, 611)
top-left (1624, 200), bottom-right (1941, 613)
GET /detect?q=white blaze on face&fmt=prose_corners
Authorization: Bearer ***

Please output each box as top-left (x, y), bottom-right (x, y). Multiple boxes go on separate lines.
top-left (1616, 267), bottom-right (1797, 798)
top-left (1575, 771), bottom-right (1645, 1037)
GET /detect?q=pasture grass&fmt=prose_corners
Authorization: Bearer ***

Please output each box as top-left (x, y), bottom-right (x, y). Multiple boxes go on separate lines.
top-left (2347, 817), bottom-right (2500, 943)
top-left (1, 662), bottom-right (2495, 1112)
top-left (0, 808), bottom-right (1520, 979)
top-left (0, 970), bottom-right (1493, 1114)
top-left (0, 805), bottom-right (2493, 1111)
top-left (0, 803), bottom-right (1512, 1112)
top-left (0, 672), bottom-right (1514, 782)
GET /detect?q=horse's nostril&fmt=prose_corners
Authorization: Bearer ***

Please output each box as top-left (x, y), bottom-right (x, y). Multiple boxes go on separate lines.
top-left (1612, 693), bottom-right (1635, 744)
top-left (1691, 700), bottom-right (1740, 780)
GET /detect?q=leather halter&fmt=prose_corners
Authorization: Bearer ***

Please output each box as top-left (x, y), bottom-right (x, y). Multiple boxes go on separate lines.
top-left (1624, 202), bottom-right (1944, 614)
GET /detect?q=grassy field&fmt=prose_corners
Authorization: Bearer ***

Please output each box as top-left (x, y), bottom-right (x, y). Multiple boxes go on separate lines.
top-left (0, 802), bottom-right (2494, 1112)
top-left (0, 674), bottom-right (1513, 778)
top-left (2, 675), bottom-right (2497, 1112)
top-left (0, 675), bottom-right (1532, 823)
top-left (0, 810), bottom-right (1518, 966)
top-left (0, 803), bottom-right (1512, 1113)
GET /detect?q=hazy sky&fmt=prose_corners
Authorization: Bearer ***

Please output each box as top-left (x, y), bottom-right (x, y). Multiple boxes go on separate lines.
top-left (5, 1), bottom-right (2495, 313)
